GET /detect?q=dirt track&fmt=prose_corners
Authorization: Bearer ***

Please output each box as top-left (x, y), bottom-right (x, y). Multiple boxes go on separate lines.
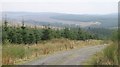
top-left (23, 45), bottom-right (106, 65)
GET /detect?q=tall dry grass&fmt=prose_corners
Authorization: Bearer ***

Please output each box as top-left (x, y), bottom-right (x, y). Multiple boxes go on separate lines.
top-left (0, 44), bottom-right (2, 66)
top-left (2, 38), bottom-right (103, 65)
top-left (83, 42), bottom-right (118, 65)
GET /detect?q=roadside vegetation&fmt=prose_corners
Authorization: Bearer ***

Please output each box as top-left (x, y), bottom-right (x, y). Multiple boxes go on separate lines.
top-left (3, 39), bottom-right (103, 65)
top-left (0, 45), bottom-right (1, 66)
top-left (83, 30), bottom-right (119, 65)
top-left (0, 25), bottom-right (2, 66)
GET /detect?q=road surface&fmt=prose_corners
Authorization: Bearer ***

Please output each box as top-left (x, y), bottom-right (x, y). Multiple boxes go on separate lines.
top-left (23, 45), bottom-right (107, 65)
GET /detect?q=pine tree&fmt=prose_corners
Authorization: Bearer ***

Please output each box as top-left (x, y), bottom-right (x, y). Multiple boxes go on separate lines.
top-left (2, 15), bottom-right (9, 44)
top-left (53, 29), bottom-right (61, 38)
top-left (33, 26), bottom-right (40, 44)
top-left (77, 28), bottom-right (83, 40)
top-left (10, 27), bottom-right (17, 43)
top-left (28, 33), bottom-right (35, 44)
top-left (63, 27), bottom-right (71, 38)
top-left (4, 15), bottom-right (8, 31)
top-left (41, 26), bottom-right (53, 40)
top-left (16, 31), bottom-right (23, 44)
top-left (21, 19), bottom-right (28, 44)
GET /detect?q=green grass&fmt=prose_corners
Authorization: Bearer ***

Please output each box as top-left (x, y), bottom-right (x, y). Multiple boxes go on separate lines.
top-left (0, 44), bottom-right (2, 66)
top-left (83, 42), bottom-right (119, 65)
top-left (2, 45), bottom-right (26, 64)
top-left (103, 43), bottom-right (118, 64)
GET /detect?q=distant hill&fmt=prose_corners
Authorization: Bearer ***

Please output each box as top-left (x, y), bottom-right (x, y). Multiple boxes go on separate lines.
top-left (2, 12), bottom-right (118, 28)
top-left (51, 13), bottom-right (118, 28)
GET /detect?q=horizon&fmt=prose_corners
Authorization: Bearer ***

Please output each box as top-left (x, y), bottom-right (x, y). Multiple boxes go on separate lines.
top-left (2, 11), bottom-right (118, 15)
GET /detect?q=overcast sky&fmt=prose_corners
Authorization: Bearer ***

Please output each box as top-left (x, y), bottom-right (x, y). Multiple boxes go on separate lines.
top-left (1, 0), bottom-right (119, 14)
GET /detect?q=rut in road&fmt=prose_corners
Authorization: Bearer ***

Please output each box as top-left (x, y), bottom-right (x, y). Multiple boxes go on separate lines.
top-left (23, 45), bottom-right (107, 65)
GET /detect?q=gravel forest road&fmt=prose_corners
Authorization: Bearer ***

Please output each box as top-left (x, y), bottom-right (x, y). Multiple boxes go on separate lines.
top-left (23, 45), bottom-right (107, 65)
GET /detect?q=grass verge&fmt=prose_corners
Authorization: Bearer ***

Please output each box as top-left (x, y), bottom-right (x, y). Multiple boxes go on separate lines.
top-left (2, 38), bottom-right (103, 65)
top-left (83, 42), bottom-right (119, 65)
top-left (0, 44), bottom-right (2, 66)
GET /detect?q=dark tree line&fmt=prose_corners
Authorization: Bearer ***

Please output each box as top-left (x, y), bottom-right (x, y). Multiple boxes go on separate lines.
top-left (2, 20), bottom-right (98, 45)
top-left (87, 27), bottom-right (113, 39)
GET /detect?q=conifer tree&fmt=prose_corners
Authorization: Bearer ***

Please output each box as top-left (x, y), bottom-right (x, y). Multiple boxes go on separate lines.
top-left (41, 26), bottom-right (53, 40)
top-left (33, 26), bottom-right (40, 44)
top-left (21, 19), bottom-right (28, 44)
top-left (63, 27), bottom-right (71, 38)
